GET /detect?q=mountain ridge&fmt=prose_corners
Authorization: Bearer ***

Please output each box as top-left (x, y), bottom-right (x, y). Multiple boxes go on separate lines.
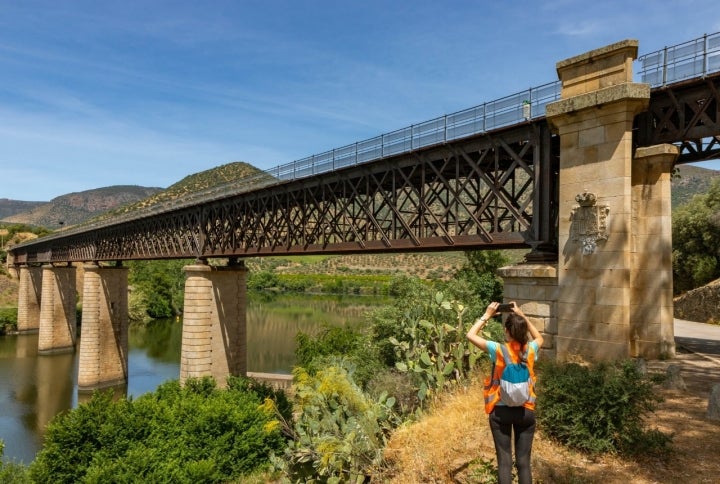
top-left (0, 161), bottom-right (267, 229)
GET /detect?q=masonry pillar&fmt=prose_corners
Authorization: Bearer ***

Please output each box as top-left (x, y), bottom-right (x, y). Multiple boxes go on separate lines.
top-left (17, 264), bottom-right (43, 333)
top-left (630, 144), bottom-right (679, 358)
top-left (497, 264), bottom-right (558, 359)
top-left (38, 264), bottom-right (77, 355)
top-left (545, 40), bottom-right (651, 361)
top-left (78, 263), bottom-right (129, 391)
top-left (180, 261), bottom-right (247, 387)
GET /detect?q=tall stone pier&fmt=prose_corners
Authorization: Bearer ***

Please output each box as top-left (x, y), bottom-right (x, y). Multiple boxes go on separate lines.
top-left (630, 144), bottom-right (678, 358)
top-left (16, 265), bottom-right (43, 333)
top-left (501, 40), bottom-right (676, 361)
top-left (78, 263), bottom-right (130, 391)
top-left (180, 261), bottom-right (248, 387)
top-left (542, 39), bottom-right (674, 361)
top-left (38, 264), bottom-right (77, 355)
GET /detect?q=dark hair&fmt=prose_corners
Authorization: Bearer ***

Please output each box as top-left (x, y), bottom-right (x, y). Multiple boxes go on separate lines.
top-left (504, 313), bottom-right (529, 347)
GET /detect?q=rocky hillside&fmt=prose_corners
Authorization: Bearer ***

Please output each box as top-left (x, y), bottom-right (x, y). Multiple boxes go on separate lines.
top-left (0, 199), bottom-right (46, 219)
top-left (672, 164), bottom-right (720, 208)
top-left (96, 161), bottom-right (273, 220)
top-left (1, 185), bottom-right (163, 229)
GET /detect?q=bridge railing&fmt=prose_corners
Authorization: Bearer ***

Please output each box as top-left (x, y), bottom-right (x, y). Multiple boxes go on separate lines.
top-left (638, 31), bottom-right (720, 86)
top-left (267, 80), bottom-right (562, 181)
top-left (164, 33), bottom-right (720, 212)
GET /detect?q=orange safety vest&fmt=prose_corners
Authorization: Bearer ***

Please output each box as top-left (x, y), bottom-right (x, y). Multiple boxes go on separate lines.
top-left (483, 341), bottom-right (537, 414)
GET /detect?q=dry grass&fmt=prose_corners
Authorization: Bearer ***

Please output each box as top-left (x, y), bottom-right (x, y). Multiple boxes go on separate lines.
top-left (377, 353), bottom-right (720, 483)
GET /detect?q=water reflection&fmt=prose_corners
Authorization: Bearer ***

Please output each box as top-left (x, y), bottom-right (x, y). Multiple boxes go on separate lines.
top-left (0, 293), bottom-right (387, 464)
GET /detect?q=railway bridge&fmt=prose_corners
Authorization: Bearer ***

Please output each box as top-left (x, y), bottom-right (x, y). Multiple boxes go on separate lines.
top-left (9, 33), bottom-right (720, 390)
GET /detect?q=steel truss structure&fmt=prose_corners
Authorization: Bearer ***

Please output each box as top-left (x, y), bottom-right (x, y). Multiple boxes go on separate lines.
top-left (636, 72), bottom-right (720, 163)
top-left (12, 72), bottom-right (720, 266)
top-left (11, 123), bottom-right (557, 264)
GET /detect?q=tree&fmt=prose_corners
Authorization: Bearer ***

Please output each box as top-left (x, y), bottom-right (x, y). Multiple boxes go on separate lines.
top-left (672, 178), bottom-right (720, 293)
top-left (127, 260), bottom-right (188, 319)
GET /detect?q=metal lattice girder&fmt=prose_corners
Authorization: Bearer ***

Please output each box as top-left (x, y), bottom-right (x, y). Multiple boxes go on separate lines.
top-left (10, 122), bottom-right (556, 263)
top-left (637, 72), bottom-right (720, 163)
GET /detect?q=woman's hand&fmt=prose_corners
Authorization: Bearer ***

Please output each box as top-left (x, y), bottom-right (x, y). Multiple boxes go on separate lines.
top-left (482, 301), bottom-right (500, 320)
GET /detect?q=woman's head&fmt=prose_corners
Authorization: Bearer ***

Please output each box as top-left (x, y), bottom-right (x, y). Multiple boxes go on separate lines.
top-left (504, 313), bottom-right (528, 346)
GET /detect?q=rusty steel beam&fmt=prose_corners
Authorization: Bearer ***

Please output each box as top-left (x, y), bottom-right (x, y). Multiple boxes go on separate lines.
top-left (637, 72), bottom-right (720, 163)
top-left (10, 122), bottom-right (557, 264)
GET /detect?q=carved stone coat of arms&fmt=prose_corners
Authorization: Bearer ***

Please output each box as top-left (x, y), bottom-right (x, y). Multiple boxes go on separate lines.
top-left (570, 192), bottom-right (609, 255)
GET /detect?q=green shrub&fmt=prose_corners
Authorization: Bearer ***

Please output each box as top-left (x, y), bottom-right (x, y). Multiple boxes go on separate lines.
top-left (0, 440), bottom-right (31, 484)
top-left (365, 368), bottom-right (421, 416)
top-left (536, 360), bottom-right (673, 456)
top-left (30, 377), bottom-right (288, 483)
top-left (295, 324), bottom-right (384, 389)
top-left (387, 292), bottom-right (483, 404)
top-left (272, 366), bottom-right (399, 482)
top-left (248, 270), bottom-right (280, 291)
top-left (0, 307), bottom-right (17, 333)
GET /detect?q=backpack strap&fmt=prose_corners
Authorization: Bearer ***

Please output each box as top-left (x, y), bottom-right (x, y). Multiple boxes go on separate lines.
top-left (499, 343), bottom-right (512, 363)
top-left (500, 343), bottom-right (529, 366)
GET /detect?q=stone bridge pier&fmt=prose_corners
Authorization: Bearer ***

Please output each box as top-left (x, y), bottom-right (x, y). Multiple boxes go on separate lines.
top-left (16, 264), bottom-right (43, 333)
top-left (38, 264), bottom-right (77, 355)
top-left (180, 261), bottom-right (247, 387)
top-left (77, 263), bottom-right (129, 391)
top-left (501, 40), bottom-right (677, 362)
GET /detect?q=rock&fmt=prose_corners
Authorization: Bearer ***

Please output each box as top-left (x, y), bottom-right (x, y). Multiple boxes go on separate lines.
top-left (663, 364), bottom-right (687, 390)
top-left (634, 358), bottom-right (647, 376)
top-left (708, 384), bottom-right (720, 421)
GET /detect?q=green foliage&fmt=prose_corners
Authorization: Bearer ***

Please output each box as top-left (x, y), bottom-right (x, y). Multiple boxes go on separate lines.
top-left (364, 368), bottom-right (421, 416)
top-left (29, 377), bottom-right (288, 483)
top-left (0, 222), bottom-right (52, 239)
top-left (272, 366), bottom-right (399, 483)
top-left (536, 360), bottom-right (673, 456)
top-left (386, 292), bottom-right (483, 404)
top-left (370, 276), bottom-right (435, 367)
top-left (127, 259), bottom-right (188, 320)
top-left (248, 270), bottom-right (280, 291)
top-left (454, 249), bottom-right (508, 303)
top-left (249, 272), bottom-right (394, 295)
top-left (295, 324), bottom-right (384, 389)
top-left (0, 307), bottom-right (18, 333)
top-left (0, 440), bottom-right (31, 483)
top-left (672, 178), bottom-right (720, 293)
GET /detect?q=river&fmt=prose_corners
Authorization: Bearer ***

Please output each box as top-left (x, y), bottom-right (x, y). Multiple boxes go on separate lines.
top-left (0, 292), bottom-right (387, 464)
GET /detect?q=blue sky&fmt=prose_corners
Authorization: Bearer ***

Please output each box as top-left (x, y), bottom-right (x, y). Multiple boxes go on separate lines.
top-left (2, 0), bottom-right (719, 201)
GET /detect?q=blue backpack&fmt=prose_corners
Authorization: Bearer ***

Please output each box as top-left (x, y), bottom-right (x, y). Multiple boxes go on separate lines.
top-left (497, 344), bottom-right (533, 407)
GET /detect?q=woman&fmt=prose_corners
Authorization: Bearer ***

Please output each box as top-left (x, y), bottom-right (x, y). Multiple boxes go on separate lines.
top-left (466, 301), bottom-right (544, 484)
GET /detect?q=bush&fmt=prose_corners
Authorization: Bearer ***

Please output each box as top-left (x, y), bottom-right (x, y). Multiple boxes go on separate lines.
top-left (272, 366), bottom-right (399, 482)
top-left (295, 324), bottom-right (384, 389)
top-left (30, 377), bottom-right (288, 483)
top-left (0, 440), bottom-right (31, 483)
top-left (0, 307), bottom-right (17, 333)
top-left (385, 292), bottom-right (483, 404)
top-left (536, 360), bottom-right (673, 456)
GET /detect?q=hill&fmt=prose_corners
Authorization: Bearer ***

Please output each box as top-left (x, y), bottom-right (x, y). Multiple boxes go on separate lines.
top-left (671, 164), bottom-right (720, 208)
top-left (0, 199), bottom-right (46, 219)
top-left (1, 185), bottom-right (163, 229)
top-left (95, 161), bottom-right (274, 220)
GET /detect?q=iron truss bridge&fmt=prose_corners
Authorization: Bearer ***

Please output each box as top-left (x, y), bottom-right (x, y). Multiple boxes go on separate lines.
top-left (9, 33), bottom-right (720, 264)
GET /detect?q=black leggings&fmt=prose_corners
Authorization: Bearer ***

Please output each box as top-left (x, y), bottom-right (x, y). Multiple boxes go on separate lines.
top-left (489, 406), bottom-right (536, 484)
